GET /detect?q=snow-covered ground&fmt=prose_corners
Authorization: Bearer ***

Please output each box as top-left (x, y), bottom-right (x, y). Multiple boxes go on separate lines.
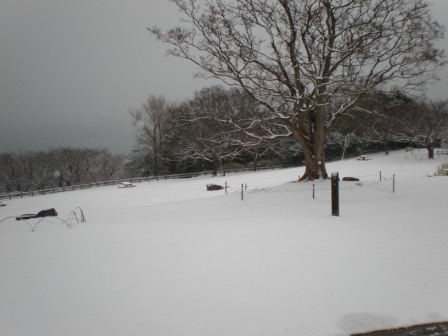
top-left (1, 149), bottom-right (447, 336)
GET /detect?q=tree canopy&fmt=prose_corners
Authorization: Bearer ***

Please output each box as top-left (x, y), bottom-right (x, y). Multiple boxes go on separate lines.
top-left (149, 0), bottom-right (446, 179)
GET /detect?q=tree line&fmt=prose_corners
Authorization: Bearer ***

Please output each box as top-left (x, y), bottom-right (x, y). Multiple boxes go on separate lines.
top-left (129, 86), bottom-right (448, 178)
top-left (1, 85), bottom-right (447, 193)
top-left (0, 148), bottom-right (127, 193)
top-left (128, 87), bottom-right (304, 178)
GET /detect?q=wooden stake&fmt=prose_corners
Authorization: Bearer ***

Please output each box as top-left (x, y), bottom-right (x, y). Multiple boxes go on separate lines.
top-left (331, 172), bottom-right (340, 217)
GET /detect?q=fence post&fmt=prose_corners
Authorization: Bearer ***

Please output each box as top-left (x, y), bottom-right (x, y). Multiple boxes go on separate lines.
top-left (225, 182), bottom-right (228, 194)
top-left (241, 184), bottom-right (244, 201)
top-left (393, 174), bottom-right (396, 193)
top-left (379, 171), bottom-right (382, 181)
top-left (313, 183), bottom-right (315, 199)
top-left (331, 172), bottom-right (340, 217)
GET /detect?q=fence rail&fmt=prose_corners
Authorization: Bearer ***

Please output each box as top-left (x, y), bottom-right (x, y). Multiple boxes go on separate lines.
top-left (0, 149), bottom-right (386, 202)
top-left (0, 164), bottom-right (290, 201)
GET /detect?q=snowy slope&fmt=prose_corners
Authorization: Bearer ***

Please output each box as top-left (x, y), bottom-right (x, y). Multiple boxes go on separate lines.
top-left (0, 149), bottom-right (447, 336)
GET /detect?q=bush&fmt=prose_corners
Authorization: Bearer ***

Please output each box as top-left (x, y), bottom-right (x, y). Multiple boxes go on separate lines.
top-left (437, 163), bottom-right (448, 176)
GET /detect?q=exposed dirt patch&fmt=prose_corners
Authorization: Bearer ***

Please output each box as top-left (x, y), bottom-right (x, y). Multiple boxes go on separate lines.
top-left (351, 321), bottom-right (448, 336)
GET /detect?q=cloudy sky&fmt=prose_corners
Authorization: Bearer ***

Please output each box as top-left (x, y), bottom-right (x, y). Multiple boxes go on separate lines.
top-left (1, 0), bottom-right (447, 154)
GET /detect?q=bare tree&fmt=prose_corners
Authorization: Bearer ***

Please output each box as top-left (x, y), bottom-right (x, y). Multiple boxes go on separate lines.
top-left (327, 131), bottom-right (361, 161)
top-left (0, 153), bottom-right (22, 192)
top-left (170, 86), bottom-right (295, 173)
top-left (393, 100), bottom-right (448, 159)
top-left (91, 149), bottom-right (126, 181)
top-left (175, 87), bottom-right (249, 175)
top-left (0, 151), bottom-right (41, 192)
top-left (149, 0), bottom-right (445, 180)
top-left (47, 148), bottom-right (96, 187)
top-left (130, 95), bottom-right (172, 176)
top-left (359, 91), bottom-right (413, 155)
top-left (176, 130), bottom-right (242, 175)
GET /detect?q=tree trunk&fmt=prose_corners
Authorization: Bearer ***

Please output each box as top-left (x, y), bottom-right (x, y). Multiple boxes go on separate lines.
top-left (253, 161), bottom-right (258, 172)
top-left (291, 120), bottom-right (328, 181)
top-left (297, 138), bottom-right (328, 181)
top-left (427, 145), bottom-right (434, 159)
top-left (312, 108), bottom-right (329, 180)
top-left (211, 156), bottom-right (221, 176)
top-left (341, 138), bottom-right (347, 161)
top-left (301, 146), bottom-right (319, 180)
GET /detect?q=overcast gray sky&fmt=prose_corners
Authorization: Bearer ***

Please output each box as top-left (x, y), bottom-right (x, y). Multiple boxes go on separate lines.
top-left (1, 0), bottom-right (447, 154)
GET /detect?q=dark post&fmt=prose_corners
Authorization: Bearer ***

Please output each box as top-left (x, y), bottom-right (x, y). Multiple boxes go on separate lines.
top-left (331, 172), bottom-right (340, 216)
top-left (313, 183), bottom-right (315, 199)
top-left (241, 184), bottom-right (244, 200)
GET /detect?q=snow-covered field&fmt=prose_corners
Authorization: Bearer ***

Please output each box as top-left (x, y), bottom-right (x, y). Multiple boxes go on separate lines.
top-left (1, 149), bottom-right (447, 336)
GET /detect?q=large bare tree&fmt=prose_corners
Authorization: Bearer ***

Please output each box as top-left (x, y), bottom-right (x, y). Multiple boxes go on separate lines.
top-left (149, 0), bottom-right (445, 180)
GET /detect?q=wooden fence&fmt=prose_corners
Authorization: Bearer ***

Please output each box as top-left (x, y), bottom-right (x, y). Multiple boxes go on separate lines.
top-left (0, 164), bottom-right (288, 201)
